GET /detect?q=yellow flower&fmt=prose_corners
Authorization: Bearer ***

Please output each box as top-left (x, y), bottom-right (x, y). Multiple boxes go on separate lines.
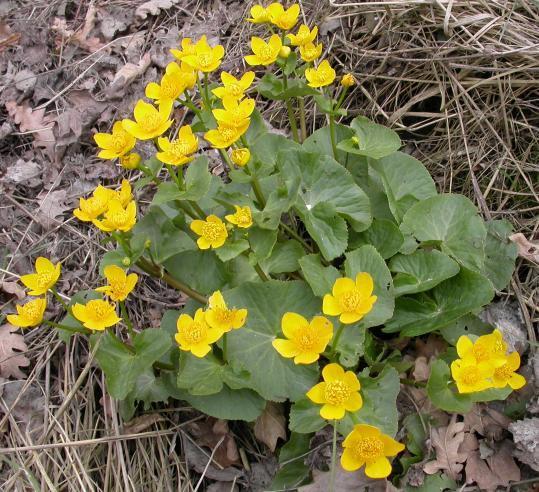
top-left (145, 62), bottom-right (196, 109)
top-left (156, 125), bottom-right (199, 166)
top-left (247, 4), bottom-right (271, 23)
top-left (272, 312), bottom-right (333, 365)
top-left (287, 24), bottom-right (318, 46)
top-left (72, 299), bottom-right (121, 331)
top-left (323, 273), bottom-right (377, 324)
top-left (213, 96), bottom-right (255, 129)
top-left (299, 42), bottom-right (323, 62)
top-left (73, 185), bottom-right (115, 222)
top-left (341, 424), bottom-right (405, 479)
top-left (93, 199), bottom-right (137, 233)
top-left (116, 179), bottom-right (133, 207)
top-left (170, 37), bottom-right (197, 61)
top-left (245, 35), bottom-right (282, 66)
top-left (492, 352), bottom-right (526, 390)
top-left (212, 71), bottom-right (255, 100)
top-left (204, 124), bottom-right (247, 149)
top-left (122, 100), bottom-right (173, 140)
top-left (20, 257), bottom-right (61, 296)
top-left (450, 357), bottom-right (494, 394)
top-left (456, 329), bottom-right (508, 368)
top-left (95, 265), bottom-right (138, 302)
top-left (306, 363), bottom-right (362, 419)
top-left (93, 121), bottom-right (136, 160)
top-left (205, 291), bottom-right (247, 333)
top-left (268, 3), bottom-right (300, 30)
top-left (7, 298), bottom-right (47, 328)
top-left (175, 308), bottom-right (223, 357)
top-left (119, 153), bottom-right (141, 170)
top-left (279, 45), bottom-right (291, 58)
top-left (230, 148), bottom-right (251, 167)
top-left (182, 36), bottom-right (225, 73)
top-left (225, 205), bottom-right (253, 229)
top-left (190, 215), bottom-right (228, 249)
top-left (341, 73), bottom-right (357, 87)
top-left (305, 59), bottom-right (336, 88)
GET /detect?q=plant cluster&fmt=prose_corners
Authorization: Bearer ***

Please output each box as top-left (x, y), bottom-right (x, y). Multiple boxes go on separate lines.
top-left (5, 2), bottom-right (525, 487)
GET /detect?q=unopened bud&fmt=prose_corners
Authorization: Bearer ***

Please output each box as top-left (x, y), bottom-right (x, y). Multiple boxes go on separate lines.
top-left (119, 153), bottom-right (141, 170)
top-left (122, 257), bottom-right (131, 266)
top-left (144, 239), bottom-right (152, 249)
top-left (279, 46), bottom-right (291, 59)
top-left (230, 148), bottom-right (251, 167)
top-left (341, 73), bottom-right (357, 88)
top-left (351, 136), bottom-right (360, 145)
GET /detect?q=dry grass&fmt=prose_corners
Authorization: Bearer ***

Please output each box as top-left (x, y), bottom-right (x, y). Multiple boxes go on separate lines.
top-left (0, 0), bottom-right (538, 490)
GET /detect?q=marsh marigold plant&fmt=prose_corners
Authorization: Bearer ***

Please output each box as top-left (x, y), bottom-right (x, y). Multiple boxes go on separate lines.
top-left (3, 3), bottom-right (526, 488)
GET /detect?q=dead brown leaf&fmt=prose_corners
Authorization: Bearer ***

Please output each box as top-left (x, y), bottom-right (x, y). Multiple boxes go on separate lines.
top-left (187, 417), bottom-right (240, 468)
top-left (423, 415), bottom-right (467, 480)
top-left (463, 404), bottom-right (511, 441)
top-left (135, 0), bottom-right (180, 20)
top-left (36, 189), bottom-right (69, 230)
top-left (122, 413), bottom-right (164, 434)
top-left (0, 20), bottom-right (20, 52)
top-left (0, 379), bottom-right (44, 436)
top-left (254, 402), bottom-right (286, 452)
top-left (5, 101), bottom-right (56, 161)
top-left (465, 438), bottom-right (521, 492)
top-left (183, 438), bottom-right (243, 482)
top-left (299, 462), bottom-right (388, 491)
top-left (415, 334), bottom-right (447, 359)
top-left (509, 233), bottom-right (539, 263)
top-left (1, 281), bottom-right (26, 300)
top-left (412, 356), bottom-right (430, 382)
top-left (0, 324), bottom-right (30, 379)
top-left (2, 159), bottom-right (42, 187)
top-left (104, 53), bottom-right (151, 99)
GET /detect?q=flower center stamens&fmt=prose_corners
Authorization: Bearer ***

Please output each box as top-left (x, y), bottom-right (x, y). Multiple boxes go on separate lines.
top-left (353, 437), bottom-right (384, 460)
top-left (339, 290), bottom-right (361, 312)
top-left (202, 222), bottom-right (222, 241)
top-left (324, 380), bottom-right (351, 405)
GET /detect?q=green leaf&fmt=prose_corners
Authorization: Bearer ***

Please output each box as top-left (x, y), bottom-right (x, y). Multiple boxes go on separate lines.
top-left (303, 124), bottom-right (358, 166)
top-left (301, 202), bottom-right (348, 261)
top-left (384, 268), bottom-right (494, 336)
top-left (344, 245), bottom-right (394, 328)
top-left (338, 116), bottom-right (401, 159)
top-left (215, 239), bottom-right (250, 262)
top-left (248, 227), bottom-right (278, 261)
top-left (250, 133), bottom-right (302, 177)
top-left (427, 359), bottom-right (473, 413)
top-left (337, 327), bottom-right (365, 368)
top-left (341, 366), bottom-right (400, 437)
top-left (177, 352), bottom-right (225, 396)
top-left (278, 149), bottom-right (371, 233)
top-left (224, 280), bottom-right (321, 401)
top-left (131, 206), bottom-right (196, 263)
top-left (405, 473), bottom-right (456, 492)
top-left (389, 249), bottom-right (460, 296)
top-left (299, 254), bottom-right (341, 297)
top-left (135, 157), bottom-right (163, 189)
top-left (164, 250), bottom-right (229, 295)
top-left (369, 152), bottom-right (437, 222)
top-left (471, 386), bottom-right (513, 402)
top-left (121, 370), bottom-right (171, 420)
top-left (92, 329), bottom-right (173, 400)
top-left (313, 94), bottom-right (346, 116)
top-left (439, 314), bottom-right (492, 345)
top-left (401, 194), bottom-right (487, 272)
top-left (260, 240), bottom-right (305, 274)
top-left (245, 109), bottom-right (268, 146)
top-left (349, 219), bottom-right (404, 259)
top-left (289, 399), bottom-right (326, 433)
top-left (152, 156), bottom-right (211, 205)
top-left (258, 73), bottom-right (318, 100)
top-left (270, 461), bottom-right (310, 491)
top-left (279, 432), bottom-right (311, 463)
top-left (481, 220), bottom-right (517, 291)
top-left (403, 414), bottom-right (428, 457)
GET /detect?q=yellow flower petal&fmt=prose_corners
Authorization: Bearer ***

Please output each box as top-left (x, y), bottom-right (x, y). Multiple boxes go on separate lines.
top-left (341, 448), bottom-right (365, 472)
top-left (322, 363), bottom-right (345, 382)
top-left (281, 311), bottom-right (308, 338)
top-left (272, 339), bottom-right (299, 358)
top-left (364, 456), bottom-right (391, 479)
top-left (306, 382), bottom-right (326, 404)
top-left (320, 404), bottom-right (345, 420)
top-left (322, 294), bottom-right (341, 316)
top-left (333, 277), bottom-right (355, 296)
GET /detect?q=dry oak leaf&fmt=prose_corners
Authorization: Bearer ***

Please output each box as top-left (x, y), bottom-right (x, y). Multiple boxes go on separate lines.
top-left (122, 413), bottom-right (164, 434)
top-left (1, 281), bottom-right (26, 300)
top-left (36, 189), bottom-right (69, 230)
top-left (254, 402), bottom-right (287, 452)
top-left (299, 462), bottom-right (388, 492)
top-left (0, 324), bottom-right (30, 379)
top-left (5, 101), bottom-right (56, 161)
top-left (463, 404), bottom-right (511, 441)
top-left (510, 233), bottom-right (539, 263)
top-left (135, 0), bottom-right (180, 20)
top-left (423, 415), bottom-right (467, 480)
top-left (105, 53), bottom-right (151, 99)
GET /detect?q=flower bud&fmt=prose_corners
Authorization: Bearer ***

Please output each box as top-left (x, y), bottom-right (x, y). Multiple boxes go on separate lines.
top-left (144, 239), bottom-right (152, 249)
top-left (341, 73), bottom-right (357, 88)
top-left (119, 153), bottom-right (141, 170)
top-left (122, 257), bottom-right (131, 266)
top-left (230, 148), bottom-right (251, 167)
top-left (351, 136), bottom-right (360, 145)
top-left (279, 46), bottom-right (291, 59)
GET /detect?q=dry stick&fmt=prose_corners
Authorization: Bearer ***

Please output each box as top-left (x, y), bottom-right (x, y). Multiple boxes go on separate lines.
top-left (193, 435), bottom-right (226, 492)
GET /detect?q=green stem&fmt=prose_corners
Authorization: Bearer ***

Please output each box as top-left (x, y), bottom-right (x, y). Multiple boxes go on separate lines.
top-left (250, 174), bottom-right (266, 208)
top-left (329, 113), bottom-right (338, 160)
top-left (165, 164), bottom-right (182, 189)
top-left (119, 301), bottom-right (134, 338)
top-left (203, 73), bottom-right (211, 108)
top-left (44, 320), bottom-right (90, 336)
top-left (298, 97), bottom-right (307, 142)
top-left (253, 262), bottom-right (269, 282)
top-left (50, 288), bottom-right (68, 311)
top-left (329, 420), bottom-right (338, 492)
top-left (182, 92), bottom-right (203, 119)
top-left (219, 149), bottom-right (233, 168)
top-left (136, 257), bottom-right (208, 304)
top-left (335, 86), bottom-right (349, 111)
top-left (189, 201), bottom-right (206, 219)
top-left (400, 378), bottom-right (427, 388)
top-left (174, 200), bottom-right (199, 220)
top-left (329, 323), bottom-right (345, 361)
top-left (282, 73), bottom-right (300, 142)
top-left (279, 222), bottom-right (313, 253)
